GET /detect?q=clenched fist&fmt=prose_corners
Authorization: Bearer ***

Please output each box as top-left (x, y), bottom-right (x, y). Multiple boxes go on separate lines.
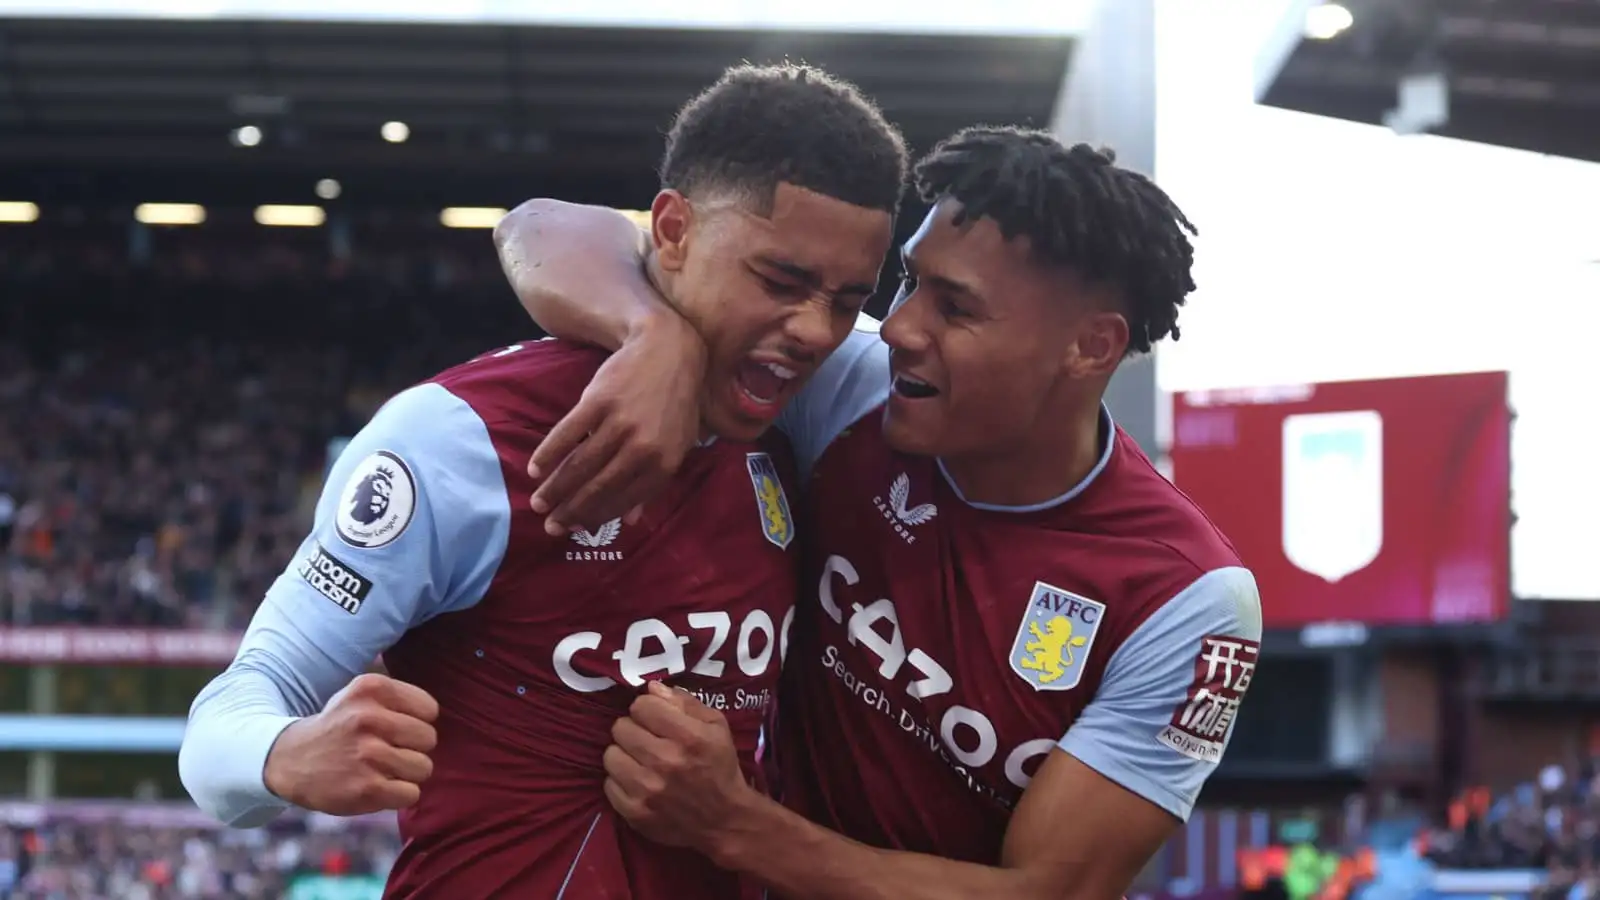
top-left (264, 673), bottom-right (440, 816)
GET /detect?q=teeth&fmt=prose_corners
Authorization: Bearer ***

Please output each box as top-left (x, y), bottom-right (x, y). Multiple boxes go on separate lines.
top-left (897, 374), bottom-right (929, 387)
top-left (763, 362), bottom-right (797, 381)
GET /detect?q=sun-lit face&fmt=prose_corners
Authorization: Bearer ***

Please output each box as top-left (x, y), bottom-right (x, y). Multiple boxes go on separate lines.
top-left (653, 183), bottom-right (894, 442)
top-left (879, 200), bottom-right (1127, 462)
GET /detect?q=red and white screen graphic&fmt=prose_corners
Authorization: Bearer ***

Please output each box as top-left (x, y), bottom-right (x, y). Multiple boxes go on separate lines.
top-left (1169, 371), bottom-right (1511, 628)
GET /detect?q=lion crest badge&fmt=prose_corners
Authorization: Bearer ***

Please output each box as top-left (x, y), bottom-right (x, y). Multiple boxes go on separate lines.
top-left (1008, 582), bottom-right (1107, 692)
top-left (746, 452), bottom-right (794, 550)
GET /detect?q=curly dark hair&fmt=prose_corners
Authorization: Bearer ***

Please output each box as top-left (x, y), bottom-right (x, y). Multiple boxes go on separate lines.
top-left (913, 125), bottom-right (1198, 356)
top-left (661, 63), bottom-right (908, 216)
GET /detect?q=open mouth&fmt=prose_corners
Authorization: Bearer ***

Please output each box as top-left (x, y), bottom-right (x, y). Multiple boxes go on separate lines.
top-left (732, 359), bottom-right (800, 418)
top-left (892, 373), bottom-right (939, 400)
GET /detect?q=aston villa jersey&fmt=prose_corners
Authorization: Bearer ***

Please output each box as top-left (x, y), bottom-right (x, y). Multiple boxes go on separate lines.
top-left (185, 340), bottom-right (799, 900)
top-left (768, 322), bottom-right (1263, 864)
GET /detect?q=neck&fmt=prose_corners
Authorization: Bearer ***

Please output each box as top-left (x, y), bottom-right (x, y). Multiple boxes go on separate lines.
top-left (643, 252), bottom-right (678, 316)
top-left (939, 392), bottom-right (1106, 508)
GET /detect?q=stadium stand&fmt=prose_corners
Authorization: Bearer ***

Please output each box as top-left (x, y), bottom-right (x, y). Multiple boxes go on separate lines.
top-left (0, 807), bottom-right (400, 898)
top-left (1226, 755), bottom-right (1600, 900)
top-left (0, 230), bottom-right (527, 633)
top-left (0, 228), bottom-right (519, 896)
top-left (1418, 763), bottom-right (1600, 900)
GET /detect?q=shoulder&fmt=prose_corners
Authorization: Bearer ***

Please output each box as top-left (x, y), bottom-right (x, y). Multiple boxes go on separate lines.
top-left (1015, 426), bottom-right (1256, 641)
top-left (1097, 563), bottom-right (1260, 693)
top-left (1147, 566), bottom-right (1261, 642)
top-left (330, 383), bottom-right (509, 551)
top-left (427, 338), bottom-right (609, 431)
top-left (363, 381), bottom-right (491, 456)
top-left (1086, 427), bottom-right (1244, 578)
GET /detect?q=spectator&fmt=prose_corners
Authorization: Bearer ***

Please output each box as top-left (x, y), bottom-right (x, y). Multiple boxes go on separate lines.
top-left (1423, 759), bottom-right (1600, 898)
top-left (0, 232), bottom-right (528, 632)
top-left (0, 813), bottom-right (399, 899)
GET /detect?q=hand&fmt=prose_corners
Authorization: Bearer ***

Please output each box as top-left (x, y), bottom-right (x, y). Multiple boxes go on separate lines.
top-left (263, 673), bottom-right (439, 816)
top-left (603, 682), bottom-right (757, 860)
top-left (529, 313), bottom-right (707, 536)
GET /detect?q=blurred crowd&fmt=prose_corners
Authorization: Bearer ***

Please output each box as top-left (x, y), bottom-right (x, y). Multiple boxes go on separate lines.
top-left (0, 230), bottom-right (526, 631)
top-left (0, 814), bottom-right (399, 899)
top-left (1420, 760), bottom-right (1600, 900)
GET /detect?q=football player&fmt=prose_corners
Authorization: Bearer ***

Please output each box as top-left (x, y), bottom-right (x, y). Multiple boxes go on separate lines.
top-left (178, 63), bottom-right (907, 899)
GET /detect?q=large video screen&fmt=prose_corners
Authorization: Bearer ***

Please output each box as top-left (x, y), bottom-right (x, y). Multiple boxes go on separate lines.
top-left (1169, 372), bottom-right (1511, 629)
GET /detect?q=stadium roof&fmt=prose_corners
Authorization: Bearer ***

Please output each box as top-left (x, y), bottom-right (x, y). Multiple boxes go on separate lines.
top-left (0, 0), bottom-right (1092, 36)
top-left (1259, 0), bottom-right (1600, 164)
top-left (0, 18), bottom-right (1073, 208)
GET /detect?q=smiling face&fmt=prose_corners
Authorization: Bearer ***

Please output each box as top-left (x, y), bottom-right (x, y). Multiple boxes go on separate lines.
top-left (652, 181), bottom-right (896, 442)
top-left (879, 200), bottom-right (1129, 461)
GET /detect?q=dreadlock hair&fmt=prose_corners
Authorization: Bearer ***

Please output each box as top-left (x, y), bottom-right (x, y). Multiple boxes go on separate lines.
top-left (661, 63), bottom-right (908, 216)
top-left (913, 125), bottom-right (1198, 356)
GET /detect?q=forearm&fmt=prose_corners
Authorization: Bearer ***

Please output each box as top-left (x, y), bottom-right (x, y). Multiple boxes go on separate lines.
top-left (494, 199), bottom-right (666, 351)
top-left (178, 653), bottom-right (308, 827)
top-left (716, 794), bottom-right (1044, 900)
top-left (180, 605), bottom-right (365, 827)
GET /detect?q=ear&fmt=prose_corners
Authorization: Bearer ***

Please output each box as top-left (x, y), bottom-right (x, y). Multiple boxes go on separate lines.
top-left (1064, 310), bottom-right (1130, 380)
top-left (651, 190), bottom-right (692, 273)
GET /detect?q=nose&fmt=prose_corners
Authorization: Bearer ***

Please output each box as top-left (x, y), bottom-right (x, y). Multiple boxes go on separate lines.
top-left (881, 289), bottom-right (929, 354)
top-left (780, 299), bottom-right (836, 364)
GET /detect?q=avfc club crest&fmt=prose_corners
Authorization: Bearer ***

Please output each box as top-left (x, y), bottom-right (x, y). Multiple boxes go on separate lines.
top-left (745, 452), bottom-right (794, 550)
top-left (335, 450), bottom-right (417, 549)
top-left (1008, 582), bottom-right (1106, 692)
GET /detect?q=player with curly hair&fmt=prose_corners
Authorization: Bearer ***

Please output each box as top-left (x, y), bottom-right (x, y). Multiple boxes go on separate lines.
top-left (180, 63), bottom-right (907, 899)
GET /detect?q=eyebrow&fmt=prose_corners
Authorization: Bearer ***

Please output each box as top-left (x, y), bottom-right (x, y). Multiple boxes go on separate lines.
top-left (901, 249), bottom-right (985, 307)
top-left (754, 255), bottom-right (877, 300)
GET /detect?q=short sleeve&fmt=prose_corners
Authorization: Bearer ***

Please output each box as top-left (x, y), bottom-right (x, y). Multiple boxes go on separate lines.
top-left (775, 317), bottom-right (890, 478)
top-left (255, 381), bottom-right (512, 685)
top-left (1057, 567), bottom-right (1263, 821)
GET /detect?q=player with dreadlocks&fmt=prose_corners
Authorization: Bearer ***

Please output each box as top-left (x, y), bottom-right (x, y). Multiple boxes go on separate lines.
top-left (493, 125), bottom-right (1262, 900)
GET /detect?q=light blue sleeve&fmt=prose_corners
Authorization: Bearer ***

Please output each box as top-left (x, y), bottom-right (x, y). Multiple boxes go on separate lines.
top-left (775, 316), bottom-right (891, 478)
top-left (178, 382), bottom-right (512, 827)
top-left (1057, 566), bottom-right (1263, 821)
